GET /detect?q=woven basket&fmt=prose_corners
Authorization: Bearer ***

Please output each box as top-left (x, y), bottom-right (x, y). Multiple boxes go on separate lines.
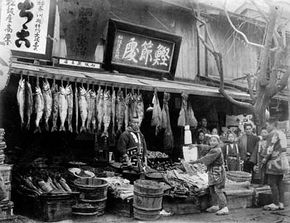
top-left (226, 171), bottom-right (251, 182)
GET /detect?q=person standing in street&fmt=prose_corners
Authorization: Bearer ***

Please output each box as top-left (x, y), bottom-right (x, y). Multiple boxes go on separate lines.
top-left (223, 132), bottom-right (242, 171)
top-left (190, 135), bottom-right (229, 215)
top-left (238, 123), bottom-right (259, 173)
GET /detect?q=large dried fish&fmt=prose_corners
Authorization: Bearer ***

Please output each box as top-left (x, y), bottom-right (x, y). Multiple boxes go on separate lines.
top-left (25, 80), bottom-right (33, 130)
top-left (136, 93), bottom-right (144, 126)
top-left (66, 85), bottom-right (73, 132)
top-left (151, 90), bottom-right (162, 135)
top-left (124, 92), bottom-right (132, 131)
top-left (79, 87), bottom-right (88, 133)
top-left (187, 101), bottom-right (197, 128)
top-left (178, 93), bottom-right (188, 127)
top-left (97, 88), bottom-right (104, 132)
top-left (163, 93), bottom-right (174, 152)
top-left (102, 90), bottom-right (112, 137)
top-left (17, 77), bottom-right (25, 128)
top-left (111, 89), bottom-right (116, 136)
top-left (116, 89), bottom-right (125, 133)
top-left (51, 82), bottom-right (59, 132)
top-left (85, 90), bottom-right (92, 132)
top-left (74, 83), bottom-right (79, 133)
top-left (131, 93), bottom-right (138, 120)
top-left (59, 86), bottom-right (68, 131)
top-left (90, 90), bottom-right (97, 133)
top-left (42, 80), bottom-right (52, 131)
top-left (34, 86), bottom-right (44, 133)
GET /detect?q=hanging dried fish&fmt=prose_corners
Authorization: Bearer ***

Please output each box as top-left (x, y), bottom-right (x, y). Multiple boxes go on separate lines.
top-left (85, 88), bottom-right (92, 132)
top-left (124, 92), bottom-right (132, 131)
top-left (151, 90), bottom-right (162, 135)
top-left (74, 82), bottom-right (79, 133)
top-left (102, 90), bottom-right (112, 137)
top-left (51, 79), bottom-right (59, 132)
top-left (136, 92), bottom-right (144, 126)
top-left (42, 79), bottom-right (52, 131)
top-left (97, 87), bottom-right (104, 132)
top-left (66, 84), bottom-right (73, 132)
top-left (58, 85), bottom-right (68, 131)
top-left (111, 89), bottom-right (116, 136)
top-left (90, 90), bottom-right (97, 133)
top-left (187, 101), bottom-right (197, 128)
top-left (25, 79), bottom-right (33, 130)
top-left (178, 92), bottom-right (188, 127)
top-left (17, 77), bottom-right (25, 128)
top-left (163, 92), bottom-right (174, 152)
top-left (79, 87), bottom-right (88, 133)
top-left (116, 89), bottom-right (125, 133)
top-left (34, 86), bottom-right (44, 133)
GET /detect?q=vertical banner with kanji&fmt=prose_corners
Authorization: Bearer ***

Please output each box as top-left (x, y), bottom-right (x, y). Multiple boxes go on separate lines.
top-left (0, 0), bottom-right (55, 59)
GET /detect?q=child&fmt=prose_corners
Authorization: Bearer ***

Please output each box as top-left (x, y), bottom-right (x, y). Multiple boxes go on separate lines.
top-left (190, 135), bottom-right (229, 215)
top-left (223, 132), bottom-right (242, 171)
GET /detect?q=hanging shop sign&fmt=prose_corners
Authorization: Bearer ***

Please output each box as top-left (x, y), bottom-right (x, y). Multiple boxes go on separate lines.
top-left (0, 0), bottom-right (56, 60)
top-left (104, 19), bottom-right (182, 80)
top-left (55, 58), bottom-right (101, 70)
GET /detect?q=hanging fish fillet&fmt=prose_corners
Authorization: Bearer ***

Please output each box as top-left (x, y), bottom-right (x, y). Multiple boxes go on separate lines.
top-left (79, 87), bottom-right (88, 133)
top-left (97, 88), bottom-right (104, 132)
top-left (161, 96), bottom-right (167, 129)
top-left (59, 86), bottom-right (68, 131)
top-left (85, 90), bottom-right (92, 132)
top-left (90, 90), bottom-right (97, 133)
top-left (136, 93), bottom-right (144, 126)
top-left (17, 77), bottom-right (25, 128)
top-left (74, 83), bottom-right (79, 133)
top-left (187, 101), bottom-right (197, 128)
top-left (177, 93), bottom-right (188, 127)
top-left (131, 93), bottom-right (138, 120)
top-left (25, 80), bottom-right (33, 130)
top-left (151, 90), bottom-right (162, 135)
top-left (102, 90), bottom-right (112, 137)
top-left (51, 81), bottom-right (59, 132)
top-left (116, 89), bottom-right (125, 133)
top-left (111, 89), bottom-right (116, 136)
top-left (163, 92), bottom-right (174, 152)
top-left (124, 92), bottom-right (132, 131)
top-left (42, 80), bottom-right (52, 131)
top-left (34, 86), bottom-right (44, 133)
top-left (66, 85), bottom-right (73, 132)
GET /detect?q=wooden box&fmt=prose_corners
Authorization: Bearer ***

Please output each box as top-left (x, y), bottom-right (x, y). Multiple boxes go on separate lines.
top-left (162, 196), bottom-right (201, 215)
top-left (225, 188), bottom-right (254, 209)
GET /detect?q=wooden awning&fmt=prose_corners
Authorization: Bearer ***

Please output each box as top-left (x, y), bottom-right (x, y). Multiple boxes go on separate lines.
top-left (10, 61), bottom-right (251, 100)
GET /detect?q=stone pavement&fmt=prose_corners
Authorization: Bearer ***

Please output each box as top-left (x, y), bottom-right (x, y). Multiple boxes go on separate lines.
top-left (3, 205), bottom-right (290, 223)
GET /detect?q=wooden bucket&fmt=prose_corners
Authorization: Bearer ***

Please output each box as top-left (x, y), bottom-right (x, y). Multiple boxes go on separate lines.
top-left (133, 180), bottom-right (163, 221)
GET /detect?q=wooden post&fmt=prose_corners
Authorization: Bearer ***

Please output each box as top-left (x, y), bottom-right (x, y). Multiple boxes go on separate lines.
top-left (205, 27), bottom-right (208, 77)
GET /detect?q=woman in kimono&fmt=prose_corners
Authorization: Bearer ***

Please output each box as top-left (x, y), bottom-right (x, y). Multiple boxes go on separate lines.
top-left (190, 135), bottom-right (229, 215)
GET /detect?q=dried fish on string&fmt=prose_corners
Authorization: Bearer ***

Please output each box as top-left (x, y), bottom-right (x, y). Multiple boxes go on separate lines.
top-left (17, 77), bottom-right (25, 128)
top-left (25, 79), bottom-right (33, 130)
top-left (116, 89), bottom-right (125, 133)
top-left (90, 90), bottom-right (97, 133)
top-left (177, 92), bottom-right (188, 127)
top-left (51, 79), bottom-right (59, 132)
top-left (136, 92), bottom-right (144, 126)
top-left (85, 89), bottom-right (92, 132)
top-left (34, 86), bottom-right (44, 133)
top-left (97, 87), bottom-right (104, 133)
top-left (79, 87), bottom-right (88, 133)
top-left (74, 83), bottom-right (79, 133)
top-left (66, 84), bottom-right (73, 132)
top-left (102, 90), bottom-right (112, 137)
top-left (162, 92), bottom-right (174, 152)
top-left (187, 101), bottom-right (197, 128)
top-left (42, 79), bottom-right (52, 131)
top-left (58, 85), bottom-right (68, 132)
top-left (124, 92), bottom-right (132, 131)
top-left (111, 89), bottom-right (116, 137)
top-left (151, 89), bottom-right (162, 135)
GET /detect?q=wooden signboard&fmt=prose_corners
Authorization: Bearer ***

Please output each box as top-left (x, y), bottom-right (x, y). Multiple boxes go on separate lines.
top-left (104, 19), bottom-right (182, 80)
top-left (0, 0), bottom-right (56, 60)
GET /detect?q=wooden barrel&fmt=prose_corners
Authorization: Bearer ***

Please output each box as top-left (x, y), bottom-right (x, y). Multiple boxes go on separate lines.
top-left (73, 178), bottom-right (108, 216)
top-left (133, 180), bottom-right (163, 221)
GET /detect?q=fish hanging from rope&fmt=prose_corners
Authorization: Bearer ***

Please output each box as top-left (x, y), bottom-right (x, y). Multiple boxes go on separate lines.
top-left (51, 79), bottom-right (59, 132)
top-left (42, 79), bottom-right (52, 131)
top-left (17, 77), bottom-right (25, 128)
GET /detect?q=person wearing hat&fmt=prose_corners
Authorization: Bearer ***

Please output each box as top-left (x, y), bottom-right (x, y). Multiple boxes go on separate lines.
top-left (190, 134), bottom-right (229, 215)
top-left (117, 117), bottom-right (147, 174)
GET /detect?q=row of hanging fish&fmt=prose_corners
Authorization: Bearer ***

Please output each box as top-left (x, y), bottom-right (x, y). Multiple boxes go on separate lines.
top-left (16, 77), bottom-right (145, 135)
top-left (177, 92), bottom-right (197, 128)
top-left (150, 91), bottom-right (174, 152)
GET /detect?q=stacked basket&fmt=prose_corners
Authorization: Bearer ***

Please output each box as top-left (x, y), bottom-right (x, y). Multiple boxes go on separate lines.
top-left (226, 171), bottom-right (252, 182)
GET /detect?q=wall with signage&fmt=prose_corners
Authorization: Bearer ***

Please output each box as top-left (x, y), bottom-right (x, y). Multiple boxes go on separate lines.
top-left (0, 0), bottom-right (55, 60)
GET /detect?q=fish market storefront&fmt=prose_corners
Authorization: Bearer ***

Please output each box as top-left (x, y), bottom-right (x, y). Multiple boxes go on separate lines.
top-left (0, 0), bottom-right (288, 221)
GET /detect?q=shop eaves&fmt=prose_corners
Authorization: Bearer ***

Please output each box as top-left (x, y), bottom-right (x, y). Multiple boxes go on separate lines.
top-left (10, 62), bottom-right (251, 101)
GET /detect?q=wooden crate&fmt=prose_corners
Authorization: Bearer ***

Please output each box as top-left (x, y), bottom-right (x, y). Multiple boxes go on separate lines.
top-left (162, 196), bottom-right (201, 215)
top-left (225, 188), bottom-right (254, 209)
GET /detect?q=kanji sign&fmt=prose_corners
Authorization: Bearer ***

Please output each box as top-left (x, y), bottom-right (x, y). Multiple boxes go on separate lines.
top-left (0, 0), bottom-right (55, 60)
top-left (104, 19), bottom-right (182, 79)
